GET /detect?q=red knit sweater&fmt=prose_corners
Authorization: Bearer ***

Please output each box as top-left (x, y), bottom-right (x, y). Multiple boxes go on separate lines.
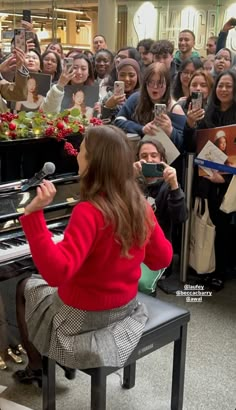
top-left (20, 201), bottom-right (172, 310)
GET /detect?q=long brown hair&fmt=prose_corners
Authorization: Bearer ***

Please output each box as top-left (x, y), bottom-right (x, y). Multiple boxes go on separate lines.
top-left (79, 125), bottom-right (154, 257)
top-left (134, 62), bottom-right (171, 124)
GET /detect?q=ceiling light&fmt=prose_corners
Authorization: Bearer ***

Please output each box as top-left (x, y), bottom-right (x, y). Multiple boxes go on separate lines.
top-left (3, 12), bottom-right (50, 20)
top-left (55, 8), bottom-right (84, 15)
top-left (76, 19), bottom-right (91, 23)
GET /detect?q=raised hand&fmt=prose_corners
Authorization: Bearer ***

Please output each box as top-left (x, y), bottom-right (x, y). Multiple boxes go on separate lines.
top-left (187, 102), bottom-right (205, 128)
top-left (21, 20), bottom-right (34, 31)
top-left (26, 38), bottom-right (36, 52)
top-left (13, 47), bottom-right (26, 69)
top-left (142, 121), bottom-right (159, 136)
top-left (0, 54), bottom-right (17, 73)
top-left (57, 66), bottom-right (76, 88)
top-left (133, 159), bottom-right (146, 175)
top-left (162, 163), bottom-right (179, 190)
top-left (154, 113), bottom-right (173, 137)
top-left (104, 93), bottom-right (126, 109)
top-left (24, 180), bottom-right (57, 215)
top-left (222, 18), bottom-right (236, 32)
top-left (203, 171), bottom-right (225, 184)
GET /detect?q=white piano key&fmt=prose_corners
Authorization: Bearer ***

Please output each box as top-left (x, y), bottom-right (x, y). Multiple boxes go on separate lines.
top-left (0, 233), bottom-right (64, 263)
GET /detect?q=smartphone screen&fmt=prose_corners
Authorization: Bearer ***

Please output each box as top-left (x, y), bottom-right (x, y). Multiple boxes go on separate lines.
top-left (23, 10), bottom-right (31, 23)
top-left (114, 81), bottom-right (125, 96)
top-left (14, 29), bottom-right (26, 52)
top-left (141, 162), bottom-right (164, 177)
top-left (191, 91), bottom-right (203, 109)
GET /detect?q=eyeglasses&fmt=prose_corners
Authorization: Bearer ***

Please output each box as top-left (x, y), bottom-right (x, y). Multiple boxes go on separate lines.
top-left (147, 80), bottom-right (166, 88)
top-left (181, 71), bottom-right (194, 77)
top-left (215, 56), bottom-right (231, 62)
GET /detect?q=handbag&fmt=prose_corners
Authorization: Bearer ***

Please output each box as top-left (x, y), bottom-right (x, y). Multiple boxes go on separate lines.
top-left (138, 264), bottom-right (166, 295)
top-left (220, 175), bottom-right (236, 214)
top-left (189, 197), bottom-right (216, 274)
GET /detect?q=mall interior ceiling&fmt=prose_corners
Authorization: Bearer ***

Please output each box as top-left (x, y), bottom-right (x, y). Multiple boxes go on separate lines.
top-left (0, 0), bottom-right (128, 36)
top-left (0, 1), bottom-right (99, 30)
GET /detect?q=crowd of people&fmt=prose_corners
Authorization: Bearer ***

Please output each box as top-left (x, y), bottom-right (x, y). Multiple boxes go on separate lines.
top-left (0, 17), bottom-right (236, 387)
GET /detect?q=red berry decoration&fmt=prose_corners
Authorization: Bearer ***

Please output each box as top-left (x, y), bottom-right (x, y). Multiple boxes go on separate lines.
top-left (9, 131), bottom-right (17, 139)
top-left (45, 126), bottom-right (55, 136)
top-left (9, 123), bottom-right (16, 131)
top-left (57, 121), bottom-right (65, 130)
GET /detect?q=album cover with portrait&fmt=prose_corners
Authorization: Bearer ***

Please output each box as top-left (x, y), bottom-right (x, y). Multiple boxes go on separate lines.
top-left (12, 72), bottom-right (51, 112)
top-left (196, 125), bottom-right (236, 175)
top-left (61, 84), bottom-right (100, 119)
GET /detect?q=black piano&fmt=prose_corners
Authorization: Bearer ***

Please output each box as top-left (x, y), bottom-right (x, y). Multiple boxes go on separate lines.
top-left (0, 173), bottom-right (80, 344)
top-left (0, 134), bottom-right (83, 346)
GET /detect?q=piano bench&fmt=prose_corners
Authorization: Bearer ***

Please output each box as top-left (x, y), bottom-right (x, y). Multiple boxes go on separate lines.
top-left (42, 292), bottom-right (190, 410)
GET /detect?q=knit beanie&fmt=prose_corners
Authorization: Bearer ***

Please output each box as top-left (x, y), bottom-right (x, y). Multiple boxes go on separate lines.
top-left (117, 58), bottom-right (140, 76)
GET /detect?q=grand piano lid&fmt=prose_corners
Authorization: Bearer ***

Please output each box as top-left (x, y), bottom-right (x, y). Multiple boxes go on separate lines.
top-left (0, 173), bottom-right (80, 222)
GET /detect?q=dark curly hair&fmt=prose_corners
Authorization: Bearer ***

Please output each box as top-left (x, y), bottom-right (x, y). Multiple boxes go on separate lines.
top-left (41, 50), bottom-right (62, 82)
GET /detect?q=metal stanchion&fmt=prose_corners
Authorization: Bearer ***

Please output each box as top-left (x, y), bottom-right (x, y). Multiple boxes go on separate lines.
top-left (180, 153), bottom-right (195, 283)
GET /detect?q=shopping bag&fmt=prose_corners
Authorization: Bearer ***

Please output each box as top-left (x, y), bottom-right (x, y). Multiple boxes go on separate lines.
top-left (138, 264), bottom-right (166, 295)
top-left (189, 198), bottom-right (216, 274)
top-left (220, 175), bottom-right (236, 214)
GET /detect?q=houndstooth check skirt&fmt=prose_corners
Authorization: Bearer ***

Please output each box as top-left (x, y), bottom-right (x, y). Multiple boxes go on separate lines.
top-left (24, 278), bottom-right (148, 369)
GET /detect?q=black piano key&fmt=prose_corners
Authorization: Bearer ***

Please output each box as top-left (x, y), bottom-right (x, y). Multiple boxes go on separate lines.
top-left (2, 241), bottom-right (12, 249)
top-left (5, 239), bottom-right (21, 247)
top-left (0, 243), bottom-right (9, 250)
top-left (16, 237), bottom-right (27, 244)
top-left (50, 228), bottom-right (64, 234)
top-left (8, 238), bottom-right (21, 246)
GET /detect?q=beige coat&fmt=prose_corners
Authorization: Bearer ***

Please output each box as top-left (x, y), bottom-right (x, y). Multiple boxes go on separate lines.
top-left (0, 69), bottom-right (28, 113)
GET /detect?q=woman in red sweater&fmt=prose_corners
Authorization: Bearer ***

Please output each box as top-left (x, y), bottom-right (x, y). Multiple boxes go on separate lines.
top-left (14, 125), bottom-right (172, 386)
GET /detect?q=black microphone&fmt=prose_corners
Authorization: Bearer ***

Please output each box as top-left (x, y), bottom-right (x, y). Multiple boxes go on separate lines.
top-left (21, 162), bottom-right (56, 192)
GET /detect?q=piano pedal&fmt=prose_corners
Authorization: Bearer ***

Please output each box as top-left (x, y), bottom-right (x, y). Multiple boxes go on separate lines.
top-left (17, 344), bottom-right (27, 355)
top-left (7, 348), bottom-right (23, 364)
top-left (0, 355), bottom-right (7, 370)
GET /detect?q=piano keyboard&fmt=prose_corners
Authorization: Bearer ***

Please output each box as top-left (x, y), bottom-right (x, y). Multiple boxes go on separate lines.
top-left (0, 227), bottom-right (64, 264)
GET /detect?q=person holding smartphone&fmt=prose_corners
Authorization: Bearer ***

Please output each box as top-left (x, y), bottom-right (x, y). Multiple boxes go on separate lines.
top-left (215, 17), bottom-right (236, 64)
top-left (101, 58), bottom-right (141, 122)
top-left (0, 47), bottom-right (29, 183)
top-left (133, 138), bottom-right (187, 241)
top-left (114, 62), bottom-right (186, 151)
top-left (40, 53), bottom-right (93, 114)
top-left (0, 47), bottom-right (29, 112)
top-left (178, 69), bottom-right (214, 120)
top-left (183, 69), bottom-right (236, 288)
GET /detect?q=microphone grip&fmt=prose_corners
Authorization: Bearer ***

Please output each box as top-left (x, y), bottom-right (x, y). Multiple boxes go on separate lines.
top-left (21, 172), bottom-right (47, 192)
top-left (21, 162), bottom-right (56, 192)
